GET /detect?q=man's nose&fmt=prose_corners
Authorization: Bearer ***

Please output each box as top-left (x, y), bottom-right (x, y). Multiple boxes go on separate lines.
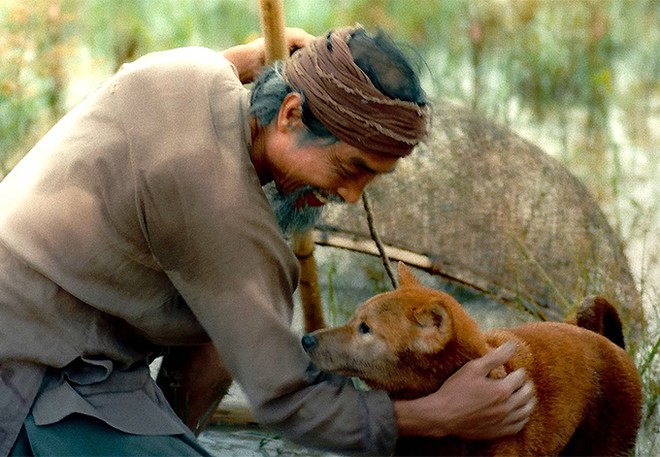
top-left (337, 177), bottom-right (371, 204)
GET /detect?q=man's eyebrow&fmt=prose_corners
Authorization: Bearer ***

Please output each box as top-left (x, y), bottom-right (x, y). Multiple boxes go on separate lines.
top-left (351, 157), bottom-right (397, 174)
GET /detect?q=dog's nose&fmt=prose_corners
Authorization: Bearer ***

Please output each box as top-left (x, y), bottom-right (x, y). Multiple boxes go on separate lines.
top-left (301, 334), bottom-right (317, 351)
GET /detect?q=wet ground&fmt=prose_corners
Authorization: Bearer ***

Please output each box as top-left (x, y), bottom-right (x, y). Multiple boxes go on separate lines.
top-left (197, 384), bottom-right (340, 457)
top-left (199, 424), bottom-right (338, 456)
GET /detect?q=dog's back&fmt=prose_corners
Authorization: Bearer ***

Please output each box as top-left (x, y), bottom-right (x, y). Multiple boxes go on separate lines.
top-left (397, 319), bottom-right (642, 456)
top-left (487, 320), bottom-right (641, 456)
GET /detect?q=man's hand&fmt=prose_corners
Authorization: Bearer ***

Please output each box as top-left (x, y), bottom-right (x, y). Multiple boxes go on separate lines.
top-left (394, 342), bottom-right (536, 440)
top-left (222, 27), bottom-right (314, 84)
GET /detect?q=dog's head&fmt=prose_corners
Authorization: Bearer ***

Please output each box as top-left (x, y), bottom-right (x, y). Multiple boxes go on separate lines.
top-left (302, 262), bottom-right (479, 399)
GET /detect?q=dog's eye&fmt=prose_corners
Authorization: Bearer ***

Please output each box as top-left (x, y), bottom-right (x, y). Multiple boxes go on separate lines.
top-left (358, 322), bottom-right (371, 335)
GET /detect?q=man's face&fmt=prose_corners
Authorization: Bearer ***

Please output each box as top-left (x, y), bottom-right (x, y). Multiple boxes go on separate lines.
top-left (265, 139), bottom-right (399, 235)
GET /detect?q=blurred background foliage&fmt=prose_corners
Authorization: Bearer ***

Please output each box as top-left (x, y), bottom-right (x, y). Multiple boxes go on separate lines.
top-left (2, 0), bottom-right (657, 284)
top-left (1, 0), bottom-right (658, 206)
top-left (1, 0), bottom-right (658, 452)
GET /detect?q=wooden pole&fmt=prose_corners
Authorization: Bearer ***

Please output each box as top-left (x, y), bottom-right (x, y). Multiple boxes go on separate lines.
top-left (291, 231), bottom-right (326, 331)
top-left (258, 0), bottom-right (326, 332)
top-left (259, 0), bottom-right (288, 63)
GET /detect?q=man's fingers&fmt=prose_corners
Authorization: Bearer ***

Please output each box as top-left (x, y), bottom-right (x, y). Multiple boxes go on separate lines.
top-left (510, 379), bottom-right (536, 409)
top-left (499, 416), bottom-right (531, 436)
top-left (284, 27), bottom-right (315, 52)
top-left (470, 342), bottom-right (516, 376)
top-left (501, 368), bottom-right (528, 393)
top-left (500, 379), bottom-right (536, 431)
top-left (438, 343), bottom-right (537, 441)
top-left (474, 345), bottom-right (536, 429)
top-left (512, 381), bottom-right (536, 410)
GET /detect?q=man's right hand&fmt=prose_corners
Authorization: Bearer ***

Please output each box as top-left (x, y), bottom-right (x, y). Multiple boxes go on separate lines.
top-left (394, 342), bottom-right (536, 440)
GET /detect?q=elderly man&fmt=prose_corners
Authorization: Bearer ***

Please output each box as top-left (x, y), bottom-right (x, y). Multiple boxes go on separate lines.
top-left (0, 26), bottom-right (534, 456)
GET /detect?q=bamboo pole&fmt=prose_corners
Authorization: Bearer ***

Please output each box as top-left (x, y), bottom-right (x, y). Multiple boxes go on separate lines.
top-left (258, 0), bottom-right (326, 331)
top-left (258, 0), bottom-right (288, 63)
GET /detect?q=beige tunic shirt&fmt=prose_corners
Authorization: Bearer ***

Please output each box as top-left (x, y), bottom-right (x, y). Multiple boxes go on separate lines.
top-left (0, 48), bottom-right (395, 455)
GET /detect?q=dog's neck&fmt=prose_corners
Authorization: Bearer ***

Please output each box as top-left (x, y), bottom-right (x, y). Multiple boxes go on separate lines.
top-left (378, 338), bottom-right (488, 400)
top-left (385, 311), bottom-right (491, 400)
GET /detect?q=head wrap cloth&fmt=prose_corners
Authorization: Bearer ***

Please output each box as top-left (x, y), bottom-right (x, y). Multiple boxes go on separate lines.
top-left (284, 26), bottom-right (428, 158)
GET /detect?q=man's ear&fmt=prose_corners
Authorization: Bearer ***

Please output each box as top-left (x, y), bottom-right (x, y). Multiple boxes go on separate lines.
top-left (276, 92), bottom-right (304, 133)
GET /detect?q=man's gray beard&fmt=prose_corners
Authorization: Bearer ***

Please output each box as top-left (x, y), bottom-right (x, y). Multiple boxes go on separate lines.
top-left (263, 182), bottom-right (326, 236)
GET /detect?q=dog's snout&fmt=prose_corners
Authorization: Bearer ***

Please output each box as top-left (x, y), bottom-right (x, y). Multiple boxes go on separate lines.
top-left (301, 334), bottom-right (317, 351)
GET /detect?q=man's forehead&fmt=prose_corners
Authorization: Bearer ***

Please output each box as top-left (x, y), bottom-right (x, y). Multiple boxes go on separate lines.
top-left (352, 156), bottom-right (397, 175)
top-left (343, 145), bottom-right (399, 174)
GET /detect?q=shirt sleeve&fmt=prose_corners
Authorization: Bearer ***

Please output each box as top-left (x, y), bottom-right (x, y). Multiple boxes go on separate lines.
top-left (124, 48), bottom-right (399, 455)
top-left (140, 161), bottom-right (398, 454)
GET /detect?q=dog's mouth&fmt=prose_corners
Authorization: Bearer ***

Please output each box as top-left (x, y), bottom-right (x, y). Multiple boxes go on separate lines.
top-left (308, 355), bottom-right (363, 378)
top-left (309, 358), bottom-right (361, 378)
top-left (302, 334), bottom-right (374, 379)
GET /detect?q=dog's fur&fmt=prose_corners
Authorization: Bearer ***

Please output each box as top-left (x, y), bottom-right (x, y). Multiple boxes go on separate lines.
top-left (302, 262), bottom-right (642, 456)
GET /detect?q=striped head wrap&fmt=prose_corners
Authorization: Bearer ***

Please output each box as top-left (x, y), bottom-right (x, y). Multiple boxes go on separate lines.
top-left (284, 26), bottom-right (428, 157)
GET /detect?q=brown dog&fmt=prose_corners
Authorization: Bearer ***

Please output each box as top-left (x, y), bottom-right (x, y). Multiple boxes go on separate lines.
top-left (302, 262), bottom-right (642, 456)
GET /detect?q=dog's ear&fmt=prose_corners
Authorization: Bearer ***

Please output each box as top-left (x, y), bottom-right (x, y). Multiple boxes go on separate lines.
top-left (413, 303), bottom-right (447, 328)
top-left (397, 262), bottom-right (420, 289)
top-left (412, 303), bottom-right (451, 353)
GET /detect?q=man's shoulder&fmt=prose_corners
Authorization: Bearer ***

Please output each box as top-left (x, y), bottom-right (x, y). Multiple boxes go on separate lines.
top-left (117, 47), bottom-right (234, 81)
